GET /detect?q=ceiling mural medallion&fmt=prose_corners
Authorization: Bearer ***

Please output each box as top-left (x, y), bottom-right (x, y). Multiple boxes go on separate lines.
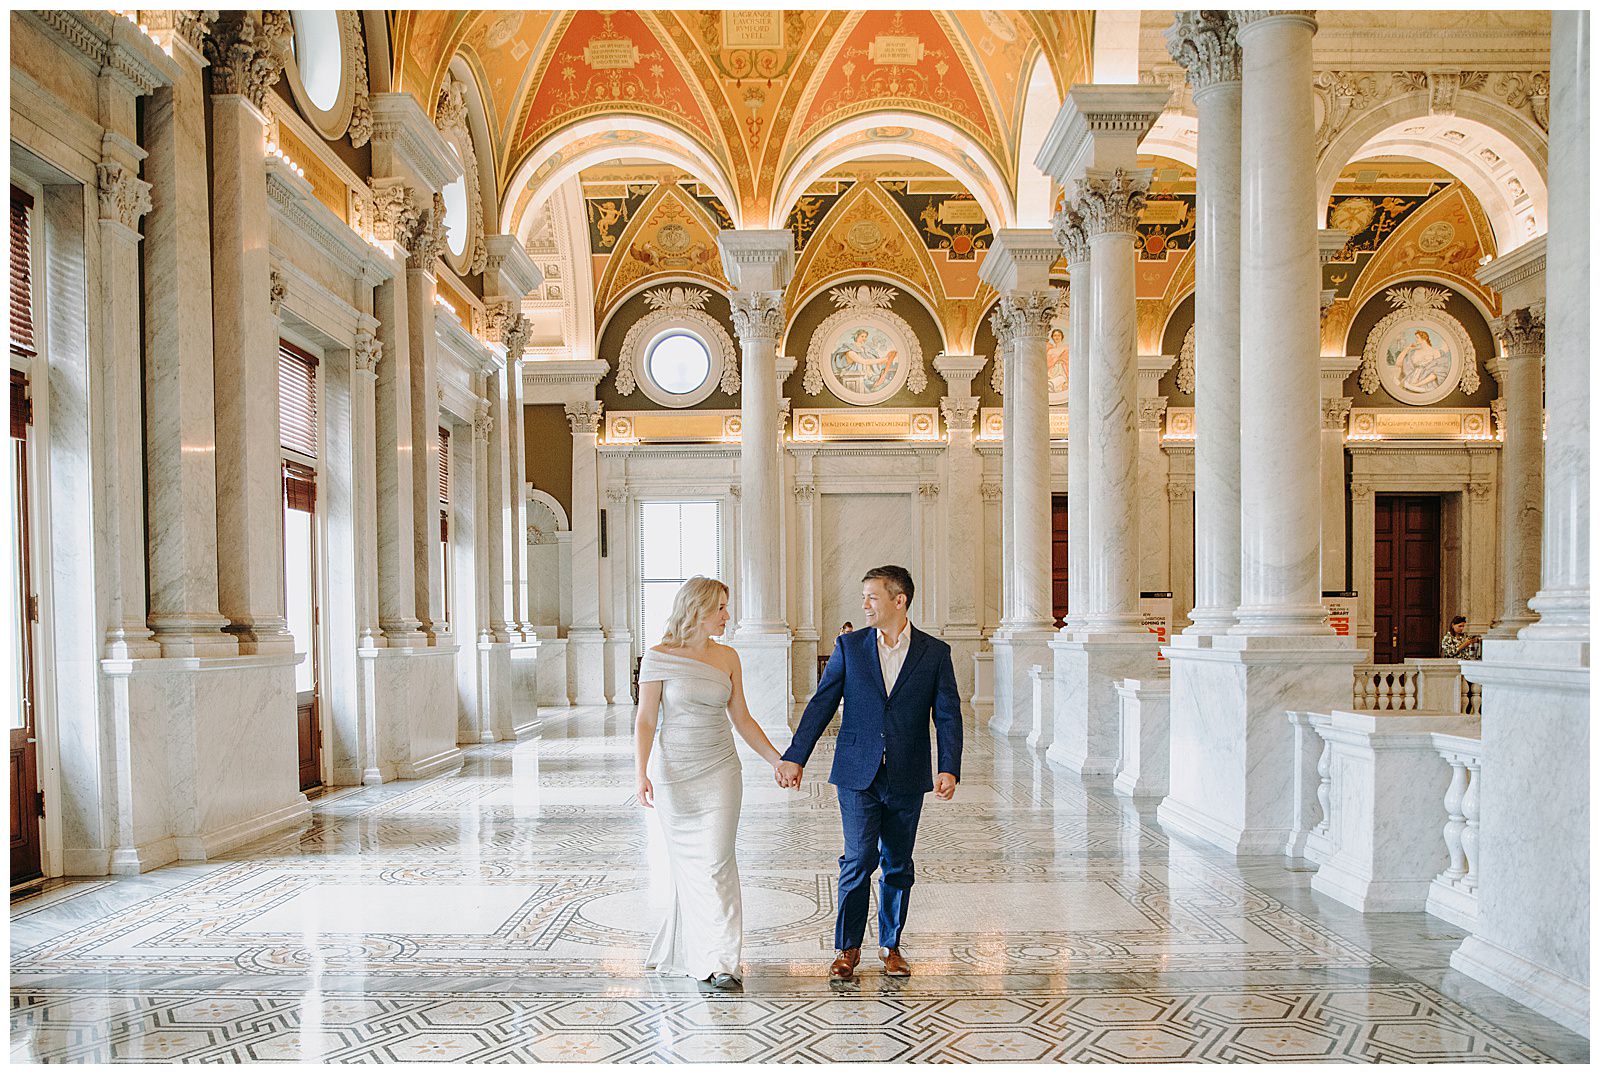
top-left (1360, 286), bottom-right (1479, 405)
top-left (803, 284), bottom-right (927, 406)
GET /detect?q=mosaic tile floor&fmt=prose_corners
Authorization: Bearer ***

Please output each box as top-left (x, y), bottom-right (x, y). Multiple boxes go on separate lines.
top-left (10, 706), bottom-right (1590, 1063)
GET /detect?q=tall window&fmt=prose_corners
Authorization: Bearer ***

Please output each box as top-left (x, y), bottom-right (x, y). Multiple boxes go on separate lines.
top-left (279, 340), bottom-right (323, 791)
top-left (638, 501), bottom-right (722, 646)
top-left (437, 425), bottom-right (451, 631)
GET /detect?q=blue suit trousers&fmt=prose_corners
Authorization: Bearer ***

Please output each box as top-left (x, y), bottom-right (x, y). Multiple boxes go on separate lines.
top-left (834, 760), bottom-right (925, 951)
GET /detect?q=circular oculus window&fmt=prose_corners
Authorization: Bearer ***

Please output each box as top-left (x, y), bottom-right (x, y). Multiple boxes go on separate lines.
top-left (441, 171), bottom-right (469, 258)
top-left (645, 332), bottom-right (712, 396)
top-left (291, 11), bottom-right (344, 112)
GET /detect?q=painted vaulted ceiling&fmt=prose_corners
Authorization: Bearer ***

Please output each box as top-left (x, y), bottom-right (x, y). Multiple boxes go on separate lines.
top-left (389, 9), bottom-right (1095, 225)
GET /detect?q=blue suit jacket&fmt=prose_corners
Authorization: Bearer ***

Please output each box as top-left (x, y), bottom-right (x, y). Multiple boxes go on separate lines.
top-left (783, 625), bottom-right (963, 795)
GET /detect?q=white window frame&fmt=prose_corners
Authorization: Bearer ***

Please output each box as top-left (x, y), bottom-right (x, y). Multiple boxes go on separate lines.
top-left (636, 499), bottom-right (723, 647)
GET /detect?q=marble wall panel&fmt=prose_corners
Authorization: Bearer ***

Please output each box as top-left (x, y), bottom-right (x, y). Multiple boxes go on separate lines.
top-left (817, 493), bottom-right (918, 642)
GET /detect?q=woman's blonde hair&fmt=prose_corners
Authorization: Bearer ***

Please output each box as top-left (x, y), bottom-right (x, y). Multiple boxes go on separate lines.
top-left (661, 576), bottom-right (729, 646)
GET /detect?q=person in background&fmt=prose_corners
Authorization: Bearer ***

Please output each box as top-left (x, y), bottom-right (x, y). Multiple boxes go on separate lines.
top-left (1440, 615), bottom-right (1482, 660)
top-left (841, 622), bottom-right (854, 634)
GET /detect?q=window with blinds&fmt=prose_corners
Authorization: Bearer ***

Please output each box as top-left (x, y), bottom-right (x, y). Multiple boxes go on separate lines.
top-left (438, 426), bottom-right (450, 541)
top-left (278, 341), bottom-right (319, 458)
top-left (11, 187), bottom-right (36, 358)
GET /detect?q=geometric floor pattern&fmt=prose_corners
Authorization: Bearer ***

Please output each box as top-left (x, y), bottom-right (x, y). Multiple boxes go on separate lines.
top-left (10, 706), bottom-right (1589, 1063)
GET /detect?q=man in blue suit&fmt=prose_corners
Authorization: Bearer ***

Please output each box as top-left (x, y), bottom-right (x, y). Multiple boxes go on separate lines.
top-left (776, 565), bottom-right (963, 980)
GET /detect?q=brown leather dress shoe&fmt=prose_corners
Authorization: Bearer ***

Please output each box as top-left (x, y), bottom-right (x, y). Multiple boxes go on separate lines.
top-left (829, 948), bottom-right (861, 980)
top-left (879, 946), bottom-right (911, 977)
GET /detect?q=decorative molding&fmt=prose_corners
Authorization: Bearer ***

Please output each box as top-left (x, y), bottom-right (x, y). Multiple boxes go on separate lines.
top-left (367, 178), bottom-right (417, 243)
top-left (203, 10), bottom-right (288, 109)
top-left (918, 482), bottom-right (940, 501)
top-left (616, 285), bottom-right (738, 404)
top-left (268, 268), bottom-right (287, 317)
top-left (794, 482), bottom-right (815, 502)
top-left (1139, 397), bottom-right (1169, 431)
top-left (1175, 325), bottom-right (1196, 395)
top-left (990, 290), bottom-right (1062, 346)
top-left (1350, 482), bottom-right (1373, 499)
top-left (141, 10), bottom-right (215, 54)
top-left (96, 159), bottom-right (152, 230)
top-left (1468, 480), bottom-right (1494, 502)
top-left (343, 11), bottom-right (373, 146)
top-left (1074, 168), bottom-right (1153, 237)
top-left (802, 284), bottom-right (926, 401)
top-left (503, 315), bottom-right (531, 365)
top-left (979, 481), bottom-right (1003, 502)
top-left (729, 289), bottom-right (786, 345)
top-left (605, 485), bottom-right (628, 505)
top-left (1491, 303), bottom-right (1545, 357)
top-left (990, 341), bottom-right (1007, 396)
top-left (471, 404), bottom-right (493, 443)
top-left (1322, 396), bottom-right (1354, 430)
top-left (1051, 204), bottom-right (1090, 266)
top-left (434, 72), bottom-right (486, 273)
top-left (563, 401), bottom-right (603, 437)
top-left (353, 327), bottom-right (382, 375)
top-left (728, 483), bottom-right (741, 500)
top-left (266, 160), bottom-right (393, 284)
top-left (940, 398), bottom-right (978, 435)
top-left (1358, 285), bottom-right (1479, 399)
top-left (1165, 10), bottom-right (1242, 93)
top-left (399, 191), bottom-right (448, 269)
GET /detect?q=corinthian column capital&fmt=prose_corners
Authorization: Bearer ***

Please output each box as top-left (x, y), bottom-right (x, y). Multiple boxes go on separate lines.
top-left (1074, 168), bottom-right (1155, 237)
top-left (1492, 303), bottom-right (1546, 357)
top-left (203, 10), bottom-right (289, 109)
top-left (990, 289), bottom-right (1063, 346)
top-left (563, 401), bottom-right (603, 438)
top-left (1166, 11), bottom-right (1243, 94)
top-left (96, 160), bottom-right (152, 231)
top-left (1051, 204), bottom-right (1090, 266)
top-left (729, 290), bottom-right (786, 344)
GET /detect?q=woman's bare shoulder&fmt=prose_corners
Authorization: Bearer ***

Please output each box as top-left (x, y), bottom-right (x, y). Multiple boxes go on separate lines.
top-left (708, 640), bottom-right (742, 672)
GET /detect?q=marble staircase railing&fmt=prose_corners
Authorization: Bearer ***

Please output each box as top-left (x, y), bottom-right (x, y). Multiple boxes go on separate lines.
top-left (1353, 659), bottom-right (1478, 713)
top-left (1426, 732), bottom-right (1483, 931)
top-left (1284, 711), bottom-right (1335, 865)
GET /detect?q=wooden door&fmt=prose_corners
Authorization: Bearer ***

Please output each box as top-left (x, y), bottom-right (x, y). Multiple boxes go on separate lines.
top-left (1051, 494), bottom-right (1069, 628)
top-left (11, 370), bottom-right (42, 884)
top-left (1373, 494), bottom-right (1442, 664)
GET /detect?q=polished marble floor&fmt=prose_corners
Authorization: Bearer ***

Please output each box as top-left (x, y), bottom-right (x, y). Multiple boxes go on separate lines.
top-left (9, 706), bottom-right (1589, 1063)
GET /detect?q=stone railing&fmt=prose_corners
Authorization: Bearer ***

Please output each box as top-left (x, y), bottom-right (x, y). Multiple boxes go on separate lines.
top-left (1426, 732), bottom-right (1483, 930)
top-left (1283, 710), bottom-right (1480, 914)
top-left (1352, 658), bottom-right (1479, 713)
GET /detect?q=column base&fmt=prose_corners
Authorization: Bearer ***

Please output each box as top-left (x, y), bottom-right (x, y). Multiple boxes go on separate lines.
top-left (990, 627), bottom-right (1053, 738)
top-left (1159, 633), bottom-right (1359, 856)
top-left (1112, 676), bottom-right (1171, 799)
top-left (605, 633), bottom-right (634, 704)
top-left (1047, 632), bottom-right (1158, 777)
top-left (729, 632), bottom-right (793, 736)
top-left (535, 637), bottom-right (570, 706)
top-left (568, 629), bottom-right (608, 706)
top-left (791, 633), bottom-right (820, 703)
top-left (508, 638), bottom-right (540, 740)
top-left (474, 640), bottom-right (513, 744)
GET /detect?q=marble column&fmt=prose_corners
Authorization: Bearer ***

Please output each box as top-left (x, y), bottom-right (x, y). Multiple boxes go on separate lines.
top-left (979, 230), bottom-right (1060, 739)
top-left (504, 320), bottom-right (536, 640)
top-left (1157, 11), bottom-right (1357, 856)
top-left (140, 18), bottom-right (231, 657)
top-left (207, 50), bottom-right (292, 653)
top-left (996, 335), bottom-right (1017, 632)
top-left (790, 449), bottom-right (819, 701)
top-left (482, 361), bottom-right (513, 643)
top-left (94, 140), bottom-right (160, 659)
top-left (1233, 11), bottom-right (1327, 636)
top-left (1454, 11), bottom-right (1589, 1037)
top-left (936, 354), bottom-right (987, 706)
top-left (1047, 172), bottom-right (1158, 776)
top-left (402, 195), bottom-right (449, 642)
top-left (1319, 394), bottom-right (1354, 592)
top-left (719, 229), bottom-right (796, 732)
top-left (369, 222), bottom-right (424, 645)
top-left (1057, 214), bottom-right (1092, 634)
top-left (351, 326), bottom-right (384, 652)
top-left (565, 401), bottom-right (607, 705)
top-left (1485, 307), bottom-right (1545, 636)
top-left (1167, 11), bottom-right (1243, 636)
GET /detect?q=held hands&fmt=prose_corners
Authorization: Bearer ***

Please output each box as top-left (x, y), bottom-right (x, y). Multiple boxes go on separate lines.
top-left (934, 772), bottom-right (957, 801)
top-left (775, 760), bottom-right (803, 789)
top-left (635, 774), bottom-right (654, 809)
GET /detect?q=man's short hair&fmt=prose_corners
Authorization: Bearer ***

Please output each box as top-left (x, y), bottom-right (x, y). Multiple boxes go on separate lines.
top-left (863, 565), bottom-right (915, 607)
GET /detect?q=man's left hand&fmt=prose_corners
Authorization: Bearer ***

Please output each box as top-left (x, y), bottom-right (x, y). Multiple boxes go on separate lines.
top-left (934, 773), bottom-right (957, 801)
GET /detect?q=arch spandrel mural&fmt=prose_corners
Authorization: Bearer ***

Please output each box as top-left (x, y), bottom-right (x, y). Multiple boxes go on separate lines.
top-left (588, 176), bottom-right (731, 321)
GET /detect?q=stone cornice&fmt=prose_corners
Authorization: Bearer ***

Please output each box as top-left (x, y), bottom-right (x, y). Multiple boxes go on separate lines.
top-left (265, 157), bottom-right (394, 284)
top-left (978, 228), bottom-right (1060, 291)
top-left (436, 308), bottom-right (502, 380)
top-left (1476, 234), bottom-right (1546, 300)
top-left (370, 91), bottom-right (464, 194)
top-left (482, 234), bottom-right (543, 301)
top-left (717, 229), bottom-right (795, 292)
top-left (24, 10), bottom-right (174, 95)
top-left (1035, 84), bottom-right (1170, 185)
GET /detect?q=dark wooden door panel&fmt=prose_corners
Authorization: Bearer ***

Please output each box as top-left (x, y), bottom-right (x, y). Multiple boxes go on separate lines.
top-left (1373, 494), bottom-right (1442, 664)
top-left (1051, 494), bottom-right (1069, 628)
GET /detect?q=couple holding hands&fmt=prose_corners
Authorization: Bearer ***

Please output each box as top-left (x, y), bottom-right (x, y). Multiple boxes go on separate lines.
top-left (633, 565), bottom-right (964, 990)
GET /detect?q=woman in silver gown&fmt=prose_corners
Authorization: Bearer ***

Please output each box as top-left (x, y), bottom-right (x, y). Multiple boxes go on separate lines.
top-left (634, 577), bottom-right (784, 990)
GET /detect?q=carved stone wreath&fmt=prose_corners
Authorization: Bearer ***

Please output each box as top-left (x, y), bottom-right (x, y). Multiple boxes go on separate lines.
top-left (1359, 285), bottom-right (1479, 404)
top-left (616, 285), bottom-right (739, 405)
top-left (1175, 325), bottom-right (1196, 395)
top-left (435, 72), bottom-right (487, 274)
top-left (803, 285), bottom-right (926, 405)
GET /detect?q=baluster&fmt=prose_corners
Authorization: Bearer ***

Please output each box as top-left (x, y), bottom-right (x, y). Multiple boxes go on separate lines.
top-left (1313, 736), bottom-right (1333, 836)
top-left (1373, 670), bottom-right (1390, 710)
top-left (1440, 758), bottom-right (1468, 880)
top-left (1401, 669), bottom-right (1417, 711)
top-left (1460, 760), bottom-right (1481, 890)
top-left (1354, 669), bottom-right (1372, 708)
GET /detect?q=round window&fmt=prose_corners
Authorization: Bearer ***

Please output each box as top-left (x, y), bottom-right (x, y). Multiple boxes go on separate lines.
top-left (441, 172), bottom-right (469, 258)
top-left (291, 12), bottom-right (344, 113)
top-left (646, 332), bottom-right (712, 395)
